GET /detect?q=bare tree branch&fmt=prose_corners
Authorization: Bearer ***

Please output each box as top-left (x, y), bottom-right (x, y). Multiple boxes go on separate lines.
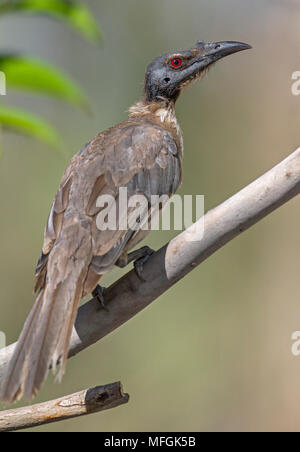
top-left (0, 148), bottom-right (299, 384)
top-left (0, 382), bottom-right (129, 432)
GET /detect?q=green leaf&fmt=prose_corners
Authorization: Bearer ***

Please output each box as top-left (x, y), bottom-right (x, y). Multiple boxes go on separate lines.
top-left (0, 0), bottom-right (102, 43)
top-left (0, 54), bottom-right (89, 109)
top-left (0, 105), bottom-right (62, 149)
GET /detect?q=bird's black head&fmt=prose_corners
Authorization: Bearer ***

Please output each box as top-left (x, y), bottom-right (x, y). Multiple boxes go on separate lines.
top-left (144, 40), bottom-right (251, 103)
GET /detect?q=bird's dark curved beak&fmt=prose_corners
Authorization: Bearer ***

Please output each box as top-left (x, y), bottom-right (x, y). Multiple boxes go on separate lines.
top-left (206, 41), bottom-right (252, 59)
top-left (195, 40), bottom-right (251, 67)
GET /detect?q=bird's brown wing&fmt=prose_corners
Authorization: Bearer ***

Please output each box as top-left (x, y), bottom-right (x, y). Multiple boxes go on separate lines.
top-left (36, 119), bottom-right (182, 287)
top-left (85, 120), bottom-right (182, 276)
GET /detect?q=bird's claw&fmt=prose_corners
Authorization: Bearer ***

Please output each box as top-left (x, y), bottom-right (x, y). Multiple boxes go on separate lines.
top-left (92, 285), bottom-right (109, 312)
top-left (134, 247), bottom-right (154, 282)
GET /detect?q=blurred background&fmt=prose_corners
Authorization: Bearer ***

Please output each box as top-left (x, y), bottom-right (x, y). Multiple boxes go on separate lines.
top-left (0, 0), bottom-right (299, 432)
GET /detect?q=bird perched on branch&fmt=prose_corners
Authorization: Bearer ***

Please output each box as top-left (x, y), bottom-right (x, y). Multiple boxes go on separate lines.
top-left (0, 40), bottom-right (251, 404)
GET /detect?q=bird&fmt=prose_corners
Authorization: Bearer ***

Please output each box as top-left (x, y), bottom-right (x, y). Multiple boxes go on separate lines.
top-left (0, 39), bottom-right (251, 404)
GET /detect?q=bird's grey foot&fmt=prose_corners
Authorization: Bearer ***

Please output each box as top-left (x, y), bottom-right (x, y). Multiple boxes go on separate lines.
top-left (92, 285), bottom-right (109, 312)
top-left (115, 255), bottom-right (128, 269)
top-left (116, 246), bottom-right (155, 269)
top-left (133, 247), bottom-right (154, 282)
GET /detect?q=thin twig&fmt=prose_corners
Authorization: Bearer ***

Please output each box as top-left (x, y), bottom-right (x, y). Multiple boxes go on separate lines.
top-left (0, 148), bottom-right (299, 382)
top-left (0, 382), bottom-right (129, 432)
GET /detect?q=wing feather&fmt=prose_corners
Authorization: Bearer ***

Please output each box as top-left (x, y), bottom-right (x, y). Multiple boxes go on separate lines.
top-left (36, 119), bottom-right (182, 284)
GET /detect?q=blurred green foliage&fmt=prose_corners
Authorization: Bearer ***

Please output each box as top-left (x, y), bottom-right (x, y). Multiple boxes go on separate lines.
top-left (0, 104), bottom-right (61, 151)
top-left (0, 0), bottom-right (101, 150)
top-left (0, 55), bottom-right (88, 108)
top-left (0, 0), bottom-right (103, 43)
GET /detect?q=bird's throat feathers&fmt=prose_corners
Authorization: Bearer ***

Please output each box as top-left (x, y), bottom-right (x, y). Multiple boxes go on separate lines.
top-left (128, 99), bottom-right (183, 150)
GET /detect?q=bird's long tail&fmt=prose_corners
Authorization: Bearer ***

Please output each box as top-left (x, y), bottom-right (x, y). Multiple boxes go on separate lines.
top-left (0, 221), bottom-right (93, 404)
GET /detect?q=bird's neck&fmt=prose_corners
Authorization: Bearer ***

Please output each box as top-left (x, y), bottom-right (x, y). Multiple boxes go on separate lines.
top-left (128, 99), bottom-right (183, 152)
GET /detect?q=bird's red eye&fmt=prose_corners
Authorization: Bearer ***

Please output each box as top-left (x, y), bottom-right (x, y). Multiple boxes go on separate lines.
top-left (170, 58), bottom-right (183, 68)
